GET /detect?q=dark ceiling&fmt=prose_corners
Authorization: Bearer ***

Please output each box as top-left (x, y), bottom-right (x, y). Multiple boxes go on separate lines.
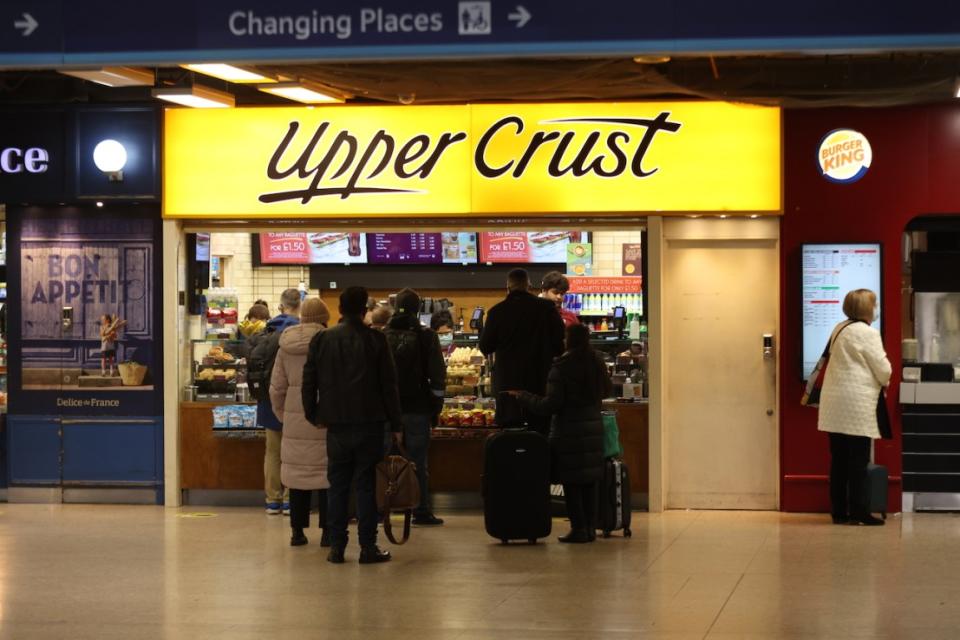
top-left (2, 52), bottom-right (960, 108)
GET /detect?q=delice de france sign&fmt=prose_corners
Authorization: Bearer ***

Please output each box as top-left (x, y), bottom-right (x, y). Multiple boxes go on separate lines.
top-left (162, 102), bottom-right (782, 218)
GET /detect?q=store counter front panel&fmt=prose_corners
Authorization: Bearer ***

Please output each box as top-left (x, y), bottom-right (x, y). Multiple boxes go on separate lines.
top-left (7, 415), bottom-right (162, 488)
top-left (7, 416), bottom-right (60, 485)
top-left (61, 417), bottom-right (161, 484)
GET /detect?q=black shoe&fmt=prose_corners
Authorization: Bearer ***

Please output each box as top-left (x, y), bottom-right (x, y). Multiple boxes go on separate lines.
top-left (359, 545), bottom-right (392, 564)
top-left (413, 514), bottom-right (444, 526)
top-left (320, 529), bottom-right (331, 548)
top-left (849, 515), bottom-right (885, 526)
top-left (290, 528), bottom-right (308, 546)
top-left (558, 530), bottom-right (590, 544)
top-left (586, 529), bottom-right (597, 542)
top-left (327, 547), bottom-right (345, 564)
top-left (831, 515), bottom-right (849, 525)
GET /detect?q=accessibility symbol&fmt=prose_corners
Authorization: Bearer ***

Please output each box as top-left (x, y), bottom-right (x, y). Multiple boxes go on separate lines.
top-left (459, 1), bottom-right (491, 35)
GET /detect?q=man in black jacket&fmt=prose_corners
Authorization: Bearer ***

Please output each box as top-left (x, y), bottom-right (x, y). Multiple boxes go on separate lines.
top-left (383, 288), bottom-right (447, 526)
top-left (480, 268), bottom-right (565, 433)
top-left (302, 286), bottom-right (402, 565)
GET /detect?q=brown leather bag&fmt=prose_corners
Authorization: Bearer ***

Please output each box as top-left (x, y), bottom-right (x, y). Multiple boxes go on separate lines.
top-left (376, 443), bottom-right (420, 545)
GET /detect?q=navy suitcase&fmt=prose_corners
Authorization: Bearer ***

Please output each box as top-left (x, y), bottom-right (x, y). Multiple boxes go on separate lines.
top-left (597, 457), bottom-right (633, 538)
top-left (482, 430), bottom-right (552, 544)
top-left (866, 463), bottom-right (888, 520)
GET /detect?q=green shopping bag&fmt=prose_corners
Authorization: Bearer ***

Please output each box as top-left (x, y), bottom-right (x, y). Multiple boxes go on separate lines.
top-left (602, 412), bottom-right (622, 458)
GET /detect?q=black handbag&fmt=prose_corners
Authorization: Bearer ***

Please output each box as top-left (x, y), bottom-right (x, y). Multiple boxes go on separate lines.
top-left (877, 390), bottom-right (893, 440)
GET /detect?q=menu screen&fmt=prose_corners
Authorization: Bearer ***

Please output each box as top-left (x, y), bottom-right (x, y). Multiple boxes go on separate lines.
top-left (367, 232), bottom-right (478, 265)
top-left (801, 243), bottom-right (882, 379)
top-left (480, 231), bottom-right (587, 263)
top-left (258, 232), bottom-right (367, 264)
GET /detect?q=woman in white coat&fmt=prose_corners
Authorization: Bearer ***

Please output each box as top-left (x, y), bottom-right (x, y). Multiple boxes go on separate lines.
top-left (818, 289), bottom-right (892, 526)
top-left (270, 297), bottom-right (331, 546)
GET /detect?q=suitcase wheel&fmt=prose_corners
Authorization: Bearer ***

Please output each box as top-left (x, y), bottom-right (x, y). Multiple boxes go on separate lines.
top-left (602, 531), bottom-right (612, 539)
top-left (624, 528), bottom-right (632, 538)
top-left (528, 538), bottom-right (537, 545)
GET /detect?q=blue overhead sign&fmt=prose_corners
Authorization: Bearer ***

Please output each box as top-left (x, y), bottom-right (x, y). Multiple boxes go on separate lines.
top-left (2, 0), bottom-right (960, 67)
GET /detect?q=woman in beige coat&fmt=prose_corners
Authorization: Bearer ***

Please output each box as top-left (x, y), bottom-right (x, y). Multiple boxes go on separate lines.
top-left (818, 289), bottom-right (892, 526)
top-left (270, 297), bottom-right (331, 547)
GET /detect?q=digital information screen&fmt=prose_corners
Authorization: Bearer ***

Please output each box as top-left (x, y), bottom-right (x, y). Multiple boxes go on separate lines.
top-left (801, 243), bottom-right (882, 379)
top-left (479, 231), bottom-right (587, 263)
top-left (367, 232), bottom-right (478, 265)
top-left (259, 233), bottom-right (367, 264)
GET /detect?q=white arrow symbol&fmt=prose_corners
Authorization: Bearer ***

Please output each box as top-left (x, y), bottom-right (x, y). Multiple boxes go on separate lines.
top-left (14, 12), bottom-right (38, 37)
top-left (508, 5), bottom-right (531, 28)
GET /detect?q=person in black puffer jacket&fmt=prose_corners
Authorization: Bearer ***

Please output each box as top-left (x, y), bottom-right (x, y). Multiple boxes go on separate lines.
top-left (513, 323), bottom-right (610, 544)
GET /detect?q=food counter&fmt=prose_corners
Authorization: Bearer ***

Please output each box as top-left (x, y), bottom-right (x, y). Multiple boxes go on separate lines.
top-left (180, 401), bottom-right (264, 490)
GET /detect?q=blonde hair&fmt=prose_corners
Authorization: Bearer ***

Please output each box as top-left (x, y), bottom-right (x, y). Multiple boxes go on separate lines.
top-left (843, 289), bottom-right (877, 322)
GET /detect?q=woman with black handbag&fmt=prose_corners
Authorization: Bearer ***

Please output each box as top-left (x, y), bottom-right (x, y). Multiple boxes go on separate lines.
top-left (818, 289), bottom-right (892, 526)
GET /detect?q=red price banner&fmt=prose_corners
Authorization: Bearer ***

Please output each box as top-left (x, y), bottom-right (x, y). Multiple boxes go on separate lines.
top-left (480, 232), bottom-right (530, 262)
top-left (260, 233), bottom-right (310, 264)
top-left (568, 276), bottom-right (642, 294)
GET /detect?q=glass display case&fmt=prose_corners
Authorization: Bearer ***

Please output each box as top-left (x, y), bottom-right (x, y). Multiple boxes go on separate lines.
top-left (203, 288), bottom-right (240, 340)
top-left (191, 339), bottom-right (246, 401)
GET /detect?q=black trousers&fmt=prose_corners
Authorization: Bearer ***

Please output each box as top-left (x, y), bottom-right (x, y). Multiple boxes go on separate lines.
top-left (828, 433), bottom-right (871, 519)
top-left (327, 424), bottom-right (385, 549)
top-left (288, 488), bottom-right (327, 530)
top-left (563, 482), bottom-right (597, 532)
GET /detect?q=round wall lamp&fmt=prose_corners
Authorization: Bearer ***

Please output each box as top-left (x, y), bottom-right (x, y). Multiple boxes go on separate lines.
top-left (93, 139), bottom-right (127, 182)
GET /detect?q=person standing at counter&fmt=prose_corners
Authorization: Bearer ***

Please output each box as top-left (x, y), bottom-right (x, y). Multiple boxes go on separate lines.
top-left (510, 323), bottom-right (609, 543)
top-left (302, 286), bottom-right (403, 565)
top-left (250, 288), bottom-right (301, 516)
top-left (818, 289), bottom-right (892, 527)
top-left (541, 271), bottom-right (579, 328)
top-left (431, 311), bottom-right (456, 354)
top-left (270, 297), bottom-right (331, 547)
top-left (480, 268), bottom-right (565, 433)
top-left (384, 288), bottom-right (447, 527)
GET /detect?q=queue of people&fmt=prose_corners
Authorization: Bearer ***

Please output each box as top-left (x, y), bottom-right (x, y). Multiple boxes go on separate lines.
top-left (245, 266), bottom-right (625, 562)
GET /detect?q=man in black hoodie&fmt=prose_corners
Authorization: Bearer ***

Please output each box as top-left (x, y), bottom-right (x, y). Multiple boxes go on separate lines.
top-left (383, 288), bottom-right (447, 526)
top-left (480, 268), bottom-right (565, 433)
top-left (302, 286), bottom-right (402, 565)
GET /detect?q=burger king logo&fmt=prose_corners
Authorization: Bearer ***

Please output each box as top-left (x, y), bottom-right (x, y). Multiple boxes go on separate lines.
top-left (818, 129), bottom-right (872, 184)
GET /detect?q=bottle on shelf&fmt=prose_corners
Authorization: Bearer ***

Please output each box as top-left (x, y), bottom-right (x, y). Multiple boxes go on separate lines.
top-left (629, 313), bottom-right (641, 340)
top-left (600, 318), bottom-right (608, 331)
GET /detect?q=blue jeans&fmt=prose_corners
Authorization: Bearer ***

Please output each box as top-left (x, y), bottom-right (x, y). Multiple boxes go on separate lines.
top-left (326, 423), bottom-right (385, 549)
top-left (384, 413), bottom-right (432, 516)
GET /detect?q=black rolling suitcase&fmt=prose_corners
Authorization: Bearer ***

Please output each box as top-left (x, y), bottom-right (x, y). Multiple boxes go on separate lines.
top-left (597, 457), bottom-right (632, 538)
top-left (866, 463), bottom-right (888, 520)
top-left (482, 429), bottom-right (552, 544)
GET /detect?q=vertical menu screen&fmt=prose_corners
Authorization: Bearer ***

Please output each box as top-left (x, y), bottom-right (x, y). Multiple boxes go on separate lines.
top-left (801, 243), bottom-right (882, 379)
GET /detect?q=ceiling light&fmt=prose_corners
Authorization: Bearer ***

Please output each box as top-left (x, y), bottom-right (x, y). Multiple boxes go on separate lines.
top-left (750, 214), bottom-right (759, 219)
top-left (59, 67), bottom-right (155, 87)
top-left (719, 215), bottom-right (728, 219)
top-left (152, 86), bottom-right (235, 108)
top-left (257, 82), bottom-right (344, 104)
top-left (93, 139), bottom-right (127, 181)
top-left (181, 64), bottom-right (275, 84)
top-left (633, 55), bottom-right (671, 65)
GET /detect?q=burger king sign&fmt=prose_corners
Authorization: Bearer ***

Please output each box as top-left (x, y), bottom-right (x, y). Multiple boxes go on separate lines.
top-left (818, 129), bottom-right (872, 184)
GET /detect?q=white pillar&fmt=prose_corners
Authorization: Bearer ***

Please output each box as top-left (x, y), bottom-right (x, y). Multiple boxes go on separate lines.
top-left (163, 219), bottom-right (183, 507)
top-left (646, 216), bottom-right (665, 513)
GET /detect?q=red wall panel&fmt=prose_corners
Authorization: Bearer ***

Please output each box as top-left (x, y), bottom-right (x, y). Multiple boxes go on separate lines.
top-left (781, 104), bottom-right (960, 512)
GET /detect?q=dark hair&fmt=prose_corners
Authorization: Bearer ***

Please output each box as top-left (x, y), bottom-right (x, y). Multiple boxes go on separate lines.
top-left (541, 271), bottom-right (570, 294)
top-left (565, 323), bottom-right (611, 401)
top-left (431, 310), bottom-right (454, 331)
top-left (246, 304), bottom-right (270, 321)
top-left (254, 299), bottom-right (269, 308)
top-left (507, 268), bottom-right (530, 291)
top-left (340, 286), bottom-right (369, 317)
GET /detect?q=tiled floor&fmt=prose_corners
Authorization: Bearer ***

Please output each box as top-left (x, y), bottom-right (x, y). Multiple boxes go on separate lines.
top-left (0, 506), bottom-right (958, 639)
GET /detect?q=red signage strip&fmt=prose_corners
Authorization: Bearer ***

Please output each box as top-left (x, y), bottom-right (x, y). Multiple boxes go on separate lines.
top-left (568, 276), bottom-right (642, 294)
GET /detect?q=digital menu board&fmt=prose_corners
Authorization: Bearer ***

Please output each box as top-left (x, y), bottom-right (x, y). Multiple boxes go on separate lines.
top-left (367, 232), bottom-right (477, 265)
top-left (480, 231), bottom-right (587, 263)
top-left (258, 232), bottom-right (367, 264)
top-left (801, 243), bottom-right (882, 379)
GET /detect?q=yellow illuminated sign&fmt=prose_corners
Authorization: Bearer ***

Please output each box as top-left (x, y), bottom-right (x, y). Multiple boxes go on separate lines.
top-left (163, 102), bottom-right (780, 218)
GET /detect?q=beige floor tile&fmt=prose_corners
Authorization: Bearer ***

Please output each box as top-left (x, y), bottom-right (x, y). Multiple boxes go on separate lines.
top-left (1, 507), bottom-right (960, 638)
